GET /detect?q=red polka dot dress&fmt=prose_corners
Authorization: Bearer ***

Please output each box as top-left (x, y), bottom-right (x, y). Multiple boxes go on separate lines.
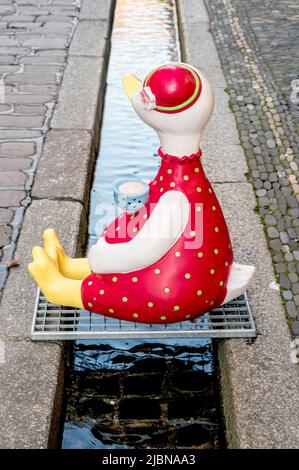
top-left (81, 148), bottom-right (234, 323)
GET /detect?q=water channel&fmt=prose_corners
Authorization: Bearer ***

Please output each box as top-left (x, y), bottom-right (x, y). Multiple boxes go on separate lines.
top-left (62, 0), bottom-right (224, 449)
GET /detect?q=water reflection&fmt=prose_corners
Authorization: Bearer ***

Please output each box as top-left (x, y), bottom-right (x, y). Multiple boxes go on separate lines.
top-left (62, 0), bottom-right (224, 449)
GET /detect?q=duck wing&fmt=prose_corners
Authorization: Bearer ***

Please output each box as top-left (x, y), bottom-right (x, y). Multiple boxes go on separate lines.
top-left (221, 261), bottom-right (255, 305)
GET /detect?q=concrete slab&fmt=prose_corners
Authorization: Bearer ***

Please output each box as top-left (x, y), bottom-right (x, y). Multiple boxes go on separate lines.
top-left (214, 182), bottom-right (299, 448)
top-left (177, 0), bottom-right (209, 24)
top-left (203, 106), bottom-right (240, 146)
top-left (69, 20), bottom-right (108, 58)
top-left (51, 56), bottom-right (105, 132)
top-left (0, 340), bottom-right (64, 448)
top-left (0, 199), bottom-right (84, 340)
top-left (80, 0), bottom-right (114, 21)
top-left (32, 130), bottom-right (94, 202)
top-left (201, 144), bottom-right (248, 183)
top-left (179, 23), bottom-right (221, 70)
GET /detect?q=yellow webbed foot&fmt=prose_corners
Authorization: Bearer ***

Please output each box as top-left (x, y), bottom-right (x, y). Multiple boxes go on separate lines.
top-left (43, 228), bottom-right (64, 266)
top-left (43, 228), bottom-right (91, 280)
top-left (28, 246), bottom-right (84, 308)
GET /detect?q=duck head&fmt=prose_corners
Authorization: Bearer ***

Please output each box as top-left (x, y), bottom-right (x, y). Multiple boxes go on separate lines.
top-left (122, 62), bottom-right (214, 157)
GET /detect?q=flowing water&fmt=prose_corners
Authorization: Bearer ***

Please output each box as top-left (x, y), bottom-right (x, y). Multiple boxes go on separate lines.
top-left (62, 0), bottom-right (224, 449)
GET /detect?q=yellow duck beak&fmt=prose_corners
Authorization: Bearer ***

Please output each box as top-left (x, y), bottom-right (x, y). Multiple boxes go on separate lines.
top-left (122, 73), bottom-right (142, 100)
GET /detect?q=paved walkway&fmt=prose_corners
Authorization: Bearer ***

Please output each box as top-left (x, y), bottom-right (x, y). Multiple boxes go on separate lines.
top-left (0, 0), bottom-right (79, 292)
top-left (206, 0), bottom-right (299, 337)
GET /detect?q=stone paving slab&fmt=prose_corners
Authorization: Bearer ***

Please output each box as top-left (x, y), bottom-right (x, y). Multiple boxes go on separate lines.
top-left (80, 0), bottom-right (114, 21)
top-left (0, 340), bottom-right (64, 449)
top-left (202, 144), bottom-right (248, 183)
top-left (0, 199), bottom-right (84, 340)
top-left (51, 56), bottom-right (105, 132)
top-left (69, 20), bottom-right (108, 58)
top-left (32, 129), bottom-right (94, 202)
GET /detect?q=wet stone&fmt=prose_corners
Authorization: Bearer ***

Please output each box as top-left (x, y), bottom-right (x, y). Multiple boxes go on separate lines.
top-left (0, 208), bottom-right (13, 224)
top-left (264, 215), bottom-right (276, 226)
top-left (270, 239), bottom-right (282, 251)
top-left (282, 290), bottom-right (293, 301)
top-left (285, 253), bottom-right (293, 262)
top-left (123, 374), bottom-right (163, 396)
top-left (286, 301), bottom-right (297, 319)
top-left (280, 232), bottom-right (289, 244)
top-left (119, 399), bottom-right (161, 420)
top-left (0, 225), bottom-right (12, 247)
top-left (293, 283), bottom-right (299, 295)
top-left (279, 274), bottom-right (291, 290)
top-left (267, 227), bottom-right (279, 238)
top-left (291, 321), bottom-right (299, 336)
top-left (256, 189), bottom-right (267, 197)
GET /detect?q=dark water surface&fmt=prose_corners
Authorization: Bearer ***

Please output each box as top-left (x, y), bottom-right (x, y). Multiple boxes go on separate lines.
top-left (62, 0), bottom-right (224, 449)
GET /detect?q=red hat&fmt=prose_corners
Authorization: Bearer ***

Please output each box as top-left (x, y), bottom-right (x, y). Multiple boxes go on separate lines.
top-left (143, 63), bottom-right (202, 114)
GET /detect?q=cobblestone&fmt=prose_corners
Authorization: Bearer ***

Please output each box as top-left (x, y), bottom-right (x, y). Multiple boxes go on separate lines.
top-left (206, 0), bottom-right (299, 336)
top-left (0, 0), bottom-right (79, 292)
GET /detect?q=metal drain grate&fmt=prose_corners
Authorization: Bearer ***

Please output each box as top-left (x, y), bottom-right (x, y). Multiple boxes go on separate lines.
top-left (31, 289), bottom-right (256, 340)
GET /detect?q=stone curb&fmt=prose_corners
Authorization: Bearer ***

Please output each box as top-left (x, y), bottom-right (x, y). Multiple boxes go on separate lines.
top-left (0, 0), bottom-right (116, 448)
top-left (177, 0), bottom-right (299, 449)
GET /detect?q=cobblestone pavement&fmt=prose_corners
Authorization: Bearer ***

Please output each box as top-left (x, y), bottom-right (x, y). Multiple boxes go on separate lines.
top-left (205, 0), bottom-right (299, 337)
top-left (0, 0), bottom-right (79, 292)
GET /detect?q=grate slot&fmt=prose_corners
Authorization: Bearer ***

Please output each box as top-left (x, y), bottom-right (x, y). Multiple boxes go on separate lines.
top-left (31, 289), bottom-right (256, 340)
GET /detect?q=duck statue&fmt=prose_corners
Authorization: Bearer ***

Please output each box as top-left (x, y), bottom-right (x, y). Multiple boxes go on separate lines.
top-left (28, 62), bottom-right (255, 324)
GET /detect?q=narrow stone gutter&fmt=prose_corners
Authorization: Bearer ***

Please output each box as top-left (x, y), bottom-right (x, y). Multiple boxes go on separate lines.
top-left (0, 0), bottom-right (115, 449)
top-left (177, 0), bottom-right (299, 449)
